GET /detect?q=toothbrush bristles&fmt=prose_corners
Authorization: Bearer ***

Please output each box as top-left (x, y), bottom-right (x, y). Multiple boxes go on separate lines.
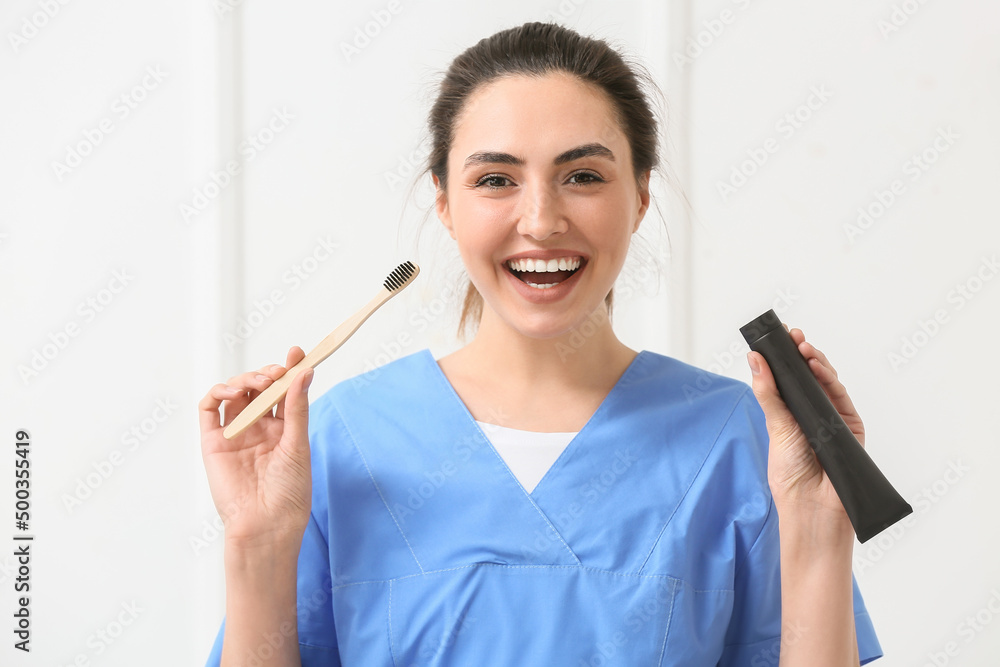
top-left (383, 261), bottom-right (417, 292)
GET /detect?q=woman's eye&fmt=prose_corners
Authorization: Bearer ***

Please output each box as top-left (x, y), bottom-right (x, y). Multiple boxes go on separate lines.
top-left (475, 174), bottom-right (511, 190)
top-left (568, 171), bottom-right (604, 185)
top-left (474, 171), bottom-right (603, 190)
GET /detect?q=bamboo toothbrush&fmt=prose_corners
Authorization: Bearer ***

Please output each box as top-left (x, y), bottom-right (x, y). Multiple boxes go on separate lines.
top-left (223, 260), bottom-right (419, 439)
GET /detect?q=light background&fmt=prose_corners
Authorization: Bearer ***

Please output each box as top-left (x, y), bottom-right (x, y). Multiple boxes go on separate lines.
top-left (1, 0), bottom-right (998, 665)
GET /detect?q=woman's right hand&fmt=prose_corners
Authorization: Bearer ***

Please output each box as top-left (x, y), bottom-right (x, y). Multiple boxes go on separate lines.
top-left (199, 345), bottom-right (315, 550)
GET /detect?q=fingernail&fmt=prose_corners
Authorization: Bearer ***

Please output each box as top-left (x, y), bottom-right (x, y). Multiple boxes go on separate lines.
top-left (223, 385), bottom-right (240, 393)
top-left (255, 373), bottom-right (271, 382)
top-left (268, 364), bottom-right (283, 371)
top-left (748, 353), bottom-right (760, 375)
top-left (303, 369), bottom-right (314, 389)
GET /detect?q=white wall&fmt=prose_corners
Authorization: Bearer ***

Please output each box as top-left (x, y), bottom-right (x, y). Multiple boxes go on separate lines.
top-left (683, 2), bottom-right (1000, 665)
top-left (2, 1), bottom-right (997, 665)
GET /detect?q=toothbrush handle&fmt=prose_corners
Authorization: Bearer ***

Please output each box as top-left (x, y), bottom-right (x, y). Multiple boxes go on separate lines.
top-left (223, 289), bottom-right (393, 440)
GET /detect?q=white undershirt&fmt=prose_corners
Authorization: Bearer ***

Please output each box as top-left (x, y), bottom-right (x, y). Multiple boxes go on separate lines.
top-left (475, 420), bottom-right (578, 493)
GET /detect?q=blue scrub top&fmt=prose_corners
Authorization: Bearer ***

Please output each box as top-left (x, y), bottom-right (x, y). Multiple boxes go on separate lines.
top-left (205, 348), bottom-right (883, 665)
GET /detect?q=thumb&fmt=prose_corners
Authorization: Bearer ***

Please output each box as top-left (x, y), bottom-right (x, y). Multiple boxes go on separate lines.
top-left (281, 367), bottom-right (314, 452)
top-left (747, 351), bottom-right (799, 443)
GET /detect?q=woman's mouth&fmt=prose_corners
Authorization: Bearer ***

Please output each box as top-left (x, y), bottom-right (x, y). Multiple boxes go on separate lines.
top-left (504, 256), bottom-right (585, 289)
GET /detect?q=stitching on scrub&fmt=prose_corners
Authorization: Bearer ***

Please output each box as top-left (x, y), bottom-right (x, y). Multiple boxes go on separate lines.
top-left (731, 484), bottom-right (773, 581)
top-left (655, 577), bottom-right (680, 667)
top-left (731, 390), bottom-right (774, 580)
top-left (690, 588), bottom-right (735, 594)
top-left (636, 386), bottom-right (750, 574)
top-left (387, 579), bottom-right (397, 666)
top-left (531, 350), bottom-right (649, 491)
top-left (298, 641), bottom-right (338, 650)
top-left (307, 509), bottom-right (330, 554)
top-left (424, 350), bottom-right (583, 566)
top-left (721, 635), bottom-right (780, 649)
top-left (332, 402), bottom-right (426, 574)
top-left (332, 561), bottom-right (682, 590)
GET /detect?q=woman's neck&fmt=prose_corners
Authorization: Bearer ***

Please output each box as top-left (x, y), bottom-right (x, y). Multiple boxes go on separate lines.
top-left (436, 303), bottom-right (638, 431)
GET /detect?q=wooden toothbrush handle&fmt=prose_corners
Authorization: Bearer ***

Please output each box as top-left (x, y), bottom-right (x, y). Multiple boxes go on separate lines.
top-left (223, 289), bottom-right (394, 439)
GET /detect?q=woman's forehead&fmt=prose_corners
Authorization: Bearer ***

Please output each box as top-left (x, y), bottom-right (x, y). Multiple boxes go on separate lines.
top-left (450, 73), bottom-right (626, 158)
top-left (460, 72), bottom-right (618, 123)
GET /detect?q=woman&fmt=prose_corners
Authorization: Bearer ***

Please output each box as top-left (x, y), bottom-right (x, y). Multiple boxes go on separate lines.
top-left (201, 21), bottom-right (882, 666)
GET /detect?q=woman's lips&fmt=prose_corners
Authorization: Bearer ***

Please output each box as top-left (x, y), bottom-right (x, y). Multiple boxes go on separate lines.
top-left (504, 256), bottom-right (586, 287)
top-left (501, 258), bottom-right (587, 301)
top-left (507, 266), bottom-right (578, 286)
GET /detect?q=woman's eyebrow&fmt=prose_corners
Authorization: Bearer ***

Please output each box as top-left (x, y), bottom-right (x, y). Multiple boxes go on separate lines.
top-left (462, 143), bottom-right (615, 172)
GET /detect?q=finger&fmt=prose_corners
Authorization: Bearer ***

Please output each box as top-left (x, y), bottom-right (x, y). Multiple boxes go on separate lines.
top-left (797, 340), bottom-right (839, 379)
top-left (788, 332), bottom-right (863, 427)
top-left (275, 347), bottom-right (307, 420)
top-left (280, 366), bottom-right (314, 455)
top-left (222, 371), bottom-right (275, 425)
top-left (747, 351), bottom-right (800, 443)
top-left (199, 383), bottom-right (243, 436)
top-left (806, 356), bottom-right (860, 417)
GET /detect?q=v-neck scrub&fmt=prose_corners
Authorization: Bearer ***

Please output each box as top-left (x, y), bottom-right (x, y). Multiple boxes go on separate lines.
top-left (205, 348), bottom-right (883, 665)
top-left (475, 420), bottom-right (577, 494)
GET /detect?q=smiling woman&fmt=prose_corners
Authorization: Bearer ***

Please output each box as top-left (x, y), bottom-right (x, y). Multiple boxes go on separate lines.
top-left (202, 20), bottom-right (884, 667)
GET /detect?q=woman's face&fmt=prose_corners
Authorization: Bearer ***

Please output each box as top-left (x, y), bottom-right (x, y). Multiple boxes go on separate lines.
top-left (434, 71), bottom-right (650, 339)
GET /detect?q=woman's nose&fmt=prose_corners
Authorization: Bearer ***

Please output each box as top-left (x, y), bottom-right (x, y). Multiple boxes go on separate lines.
top-left (516, 183), bottom-right (567, 240)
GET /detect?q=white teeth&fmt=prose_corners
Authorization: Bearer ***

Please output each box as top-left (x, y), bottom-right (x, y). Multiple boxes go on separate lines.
top-left (525, 281), bottom-right (559, 289)
top-left (507, 256), bottom-right (582, 273)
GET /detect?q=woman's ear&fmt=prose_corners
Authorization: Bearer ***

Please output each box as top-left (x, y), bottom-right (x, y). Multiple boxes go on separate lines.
top-left (433, 174), bottom-right (456, 240)
top-left (633, 169), bottom-right (651, 233)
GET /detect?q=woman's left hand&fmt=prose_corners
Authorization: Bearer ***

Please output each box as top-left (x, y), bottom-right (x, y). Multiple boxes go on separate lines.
top-left (747, 325), bottom-right (865, 521)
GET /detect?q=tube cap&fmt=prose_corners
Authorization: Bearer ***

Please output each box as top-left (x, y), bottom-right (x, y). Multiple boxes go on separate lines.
top-left (740, 309), bottom-right (783, 346)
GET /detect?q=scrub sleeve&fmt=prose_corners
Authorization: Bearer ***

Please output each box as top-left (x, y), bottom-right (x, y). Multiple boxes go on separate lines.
top-left (717, 392), bottom-right (883, 666)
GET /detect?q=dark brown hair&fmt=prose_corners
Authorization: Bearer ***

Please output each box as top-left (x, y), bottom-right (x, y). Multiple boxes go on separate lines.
top-left (422, 21), bottom-right (663, 339)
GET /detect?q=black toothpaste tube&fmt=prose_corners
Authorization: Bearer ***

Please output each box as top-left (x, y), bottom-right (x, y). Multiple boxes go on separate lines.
top-left (740, 309), bottom-right (913, 543)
